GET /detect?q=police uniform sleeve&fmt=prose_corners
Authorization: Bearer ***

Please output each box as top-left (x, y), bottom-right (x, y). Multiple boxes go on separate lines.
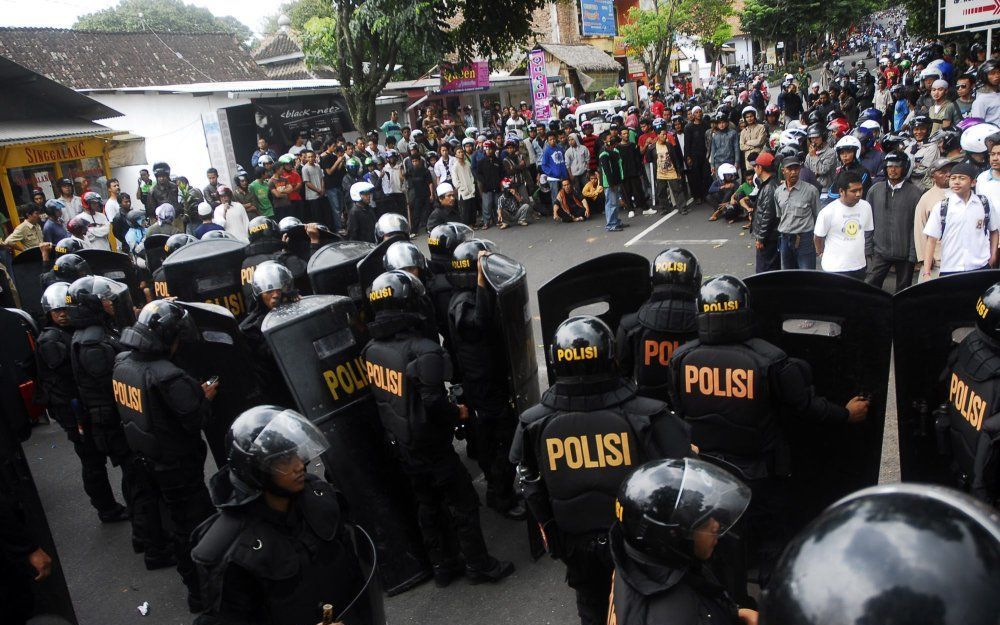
top-left (409, 348), bottom-right (459, 423)
top-left (0, 494), bottom-right (38, 560)
top-left (159, 371), bottom-right (207, 432)
top-left (214, 564), bottom-right (267, 625)
top-left (37, 336), bottom-right (68, 370)
top-left (773, 357), bottom-right (849, 424)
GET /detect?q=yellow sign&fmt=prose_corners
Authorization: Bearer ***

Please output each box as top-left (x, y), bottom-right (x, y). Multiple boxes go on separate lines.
top-left (1, 137), bottom-right (108, 169)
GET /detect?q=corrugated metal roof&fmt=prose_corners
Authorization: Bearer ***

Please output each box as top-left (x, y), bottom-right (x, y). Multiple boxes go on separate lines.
top-left (0, 120), bottom-right (116, 146)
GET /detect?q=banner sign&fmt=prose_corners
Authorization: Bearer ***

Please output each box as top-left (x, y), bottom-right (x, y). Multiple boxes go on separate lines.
top-left (944, 0), bottom-right (1000, 30)
top-left (527, 49), bottom-right (551, 122)
top-left (581, 0), bottom-right (617, 36)
top-left (440, 61), bottom-right (490, 93)
top-left (253, 94), bottom-right (355, 147)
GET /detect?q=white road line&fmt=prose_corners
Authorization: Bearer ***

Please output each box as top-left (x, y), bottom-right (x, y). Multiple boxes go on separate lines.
top-left (638, 239), bottom-right (729, 245)
top-left (623, 210), bottom-right (677, 247)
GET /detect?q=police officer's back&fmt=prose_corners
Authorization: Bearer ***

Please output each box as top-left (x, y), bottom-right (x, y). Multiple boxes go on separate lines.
top-left (362, 270), bottom-right (514, 585)
top-left (938, 282), bottom-right (1000, 505)
top-left (608, 458), bottom-right (754, 625)
top-left (40, 250), bottom-right (89, 291)
top-left (511, 316), bottom-right (692, 625)
top-left (192, 406), bottom-right (375, 625)
top-left (425, 222), bottom-right (473, 375)
top-left (617, 248), bottom-right (701, 403)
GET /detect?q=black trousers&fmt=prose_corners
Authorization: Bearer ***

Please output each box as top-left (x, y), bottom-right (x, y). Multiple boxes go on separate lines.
top-left (458, 198), bottom-right (477, 226)
top-left (620, 177), bottom-right (647, 211)
top-left (562, 532), bottom-right (614, 625)
top-left (410, 196), bottom-right (431, 231)
top-left (865, 255), bottom-right (914, 293)
top-left (149, 464), bottom-right (214, 601)
top-left (405, 452), bottom-right (489, 568)
top-left (755, 239), bottom-right (781, 273)
top-left (472, 410), bottom-right (517, 511)
top-left (53, 407), bottom-right (118, 514)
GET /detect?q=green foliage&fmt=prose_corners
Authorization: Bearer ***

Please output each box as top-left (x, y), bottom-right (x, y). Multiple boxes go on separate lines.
top-left (740, 0), bottom-right (884, 43)
top-left (260, 0), bottom-right (338, 37)
top-left (74, 0), bottom-right (253, 43)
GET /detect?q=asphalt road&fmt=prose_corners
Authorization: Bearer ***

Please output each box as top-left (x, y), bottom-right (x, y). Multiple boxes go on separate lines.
top-left (27, 46), bottom-right (899, 625)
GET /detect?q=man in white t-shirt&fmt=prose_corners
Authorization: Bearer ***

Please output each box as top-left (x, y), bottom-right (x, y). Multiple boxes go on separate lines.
top-left (922, 162), bottom-right (1000, 278)
top-left (814, 169), bottom-right (874, 280)
top-left (975, 142), bottom-right (1000, 209)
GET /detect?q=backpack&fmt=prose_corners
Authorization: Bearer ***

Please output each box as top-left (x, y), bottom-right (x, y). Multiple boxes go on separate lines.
top-left (940, 194), bottom-right (991, 236)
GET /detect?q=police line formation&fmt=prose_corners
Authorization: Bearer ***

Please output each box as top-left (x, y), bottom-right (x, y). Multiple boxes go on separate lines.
top-left (2, 201), bottom-right (1000, 625)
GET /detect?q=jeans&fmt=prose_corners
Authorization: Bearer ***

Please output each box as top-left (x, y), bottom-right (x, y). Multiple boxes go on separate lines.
top-left (325, 188), bottom-right (343, 230)
top-left (480, 191), bottom-right (498, 226)
top-left (778, 232), bottom-right (817, 269)
top-left (604, 186), bottom-right (622, 229)
top-left (547, 179), bottom-right (562, 206)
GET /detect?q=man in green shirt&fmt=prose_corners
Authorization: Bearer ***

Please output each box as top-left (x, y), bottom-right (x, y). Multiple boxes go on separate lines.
top-left (249, 166), bottom-right (274, 217)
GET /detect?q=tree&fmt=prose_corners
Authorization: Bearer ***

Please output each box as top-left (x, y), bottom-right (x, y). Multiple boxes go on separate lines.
top-left (260, 0), bottom-right (337, 37)
top-left (300, 0), bottom-right (547, 132)
top-left (74, 0), bottom-right (253, 44)
top-left (619, 0), bottom-right (683, 90)
top-left (678, 0), bottom-right (733, 67)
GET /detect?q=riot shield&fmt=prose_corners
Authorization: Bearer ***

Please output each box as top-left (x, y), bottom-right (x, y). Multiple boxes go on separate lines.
top-left (307, 240), bottom-right (376, 306)
top-left (892, 270), bottom-right (1000, 484)
top-left (0, 307), bottom-right (78, 624)
top-left (11, 246), bottom-right (45, 318)
top-left (142, 233), bottom-right (170, 273)
top-left (482, 253), bottom-right (540, 416)
top-left (0, 308), bottom-right (40, 432)
top-left (744, 270), bottom-right (891, 530)
top-left (0, 262), bottom-right (19, 309)
top-left (163, 238), bottom-right (250, 321)
top-left (356, 233), bottom-right (408, 293)
top-left (76, 249), bottom-right (141, 306)
top-left (537, 253), bottom-right (652, 385)
top-left (173, 301), bottom-right (260, 467)
top-left (262, 295), bottom-right (431, 595)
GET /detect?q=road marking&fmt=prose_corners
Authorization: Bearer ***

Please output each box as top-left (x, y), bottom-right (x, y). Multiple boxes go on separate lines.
top-left (636, 239), bottom-right (729, 246)
top-left (624, 210), bottom-right (677, 247)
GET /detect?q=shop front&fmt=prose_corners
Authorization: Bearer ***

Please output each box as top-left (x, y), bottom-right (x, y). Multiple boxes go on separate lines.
top-left (0, 135), bottom-right (114, 235)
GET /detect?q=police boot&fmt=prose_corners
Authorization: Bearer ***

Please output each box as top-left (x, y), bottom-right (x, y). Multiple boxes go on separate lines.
top-left (144, 548), bottom-right (177, 571)
top-left (97, 503), bottom-right (129, 523)
top-left (465, 557), bottom-right (515, 584)
top-left (432, 559), bottom-right (466, 588)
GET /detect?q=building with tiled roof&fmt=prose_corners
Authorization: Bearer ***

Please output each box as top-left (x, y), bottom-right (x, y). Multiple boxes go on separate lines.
top-left (252, 16), bottom-right (337, 80)
top-left (0, 27), bottom-right (265, 90)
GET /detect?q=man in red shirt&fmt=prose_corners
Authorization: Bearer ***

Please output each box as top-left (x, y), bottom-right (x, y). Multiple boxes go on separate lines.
top-left (650, 94), bottom-right (666, 119)
top-left (637, 118), bottom-right (658, 153)
top-left (278, 154), bottom-right (304, 220)
top-left (882, 60), bottom-right (901, 87)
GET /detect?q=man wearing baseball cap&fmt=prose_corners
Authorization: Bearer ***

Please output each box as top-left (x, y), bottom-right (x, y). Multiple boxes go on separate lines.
top-left (750, 152), bottom-right (781, 273)
top-left (922, 161), bottom-right (1000, 278)
top-left (775, 154), bottom-right (820, 269)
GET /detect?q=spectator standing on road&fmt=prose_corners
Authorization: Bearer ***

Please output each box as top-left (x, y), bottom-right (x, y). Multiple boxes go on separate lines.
top-left (203, 168), bottom-right (222, 208)
top-left (814, 170), bottom-right (874, 280)
top-left (775, 156), bottom-right (820, 269)
top-left (231, 172), bottom-right (260, 219)
top-left (644, 126), bottom-right (685, 215)
top-left (300, 150), bottom-right (324, 224)
top-left (248, 167), bottom-right (275, 219)
top-left (751, 152), bottom-right (781, 273)
top-left (450, 147), bottom-right (477, 226)
top-left (683, 107), bottom-right (711, 210)
top-left (923, 162), bottom-right (1000, 278)
top-left (866, 152), bottom-right (924, 290)
top-left (404, 151), bottom-right (435, 233)
top-left (709, 114), bottom-right (740, 176)
top-left (250, 137), bottom-right (277, 168)
top-left (474, 141), bottom-right (504, 230)
top-left (914, 158), bottom-right (952, 281)
top-left (320, 142), bottom-right (346, 232)
top-left (2, 203), bottom-right (45, 253)
top-left (381, 151), bottom-right (407, 217)
top-left (739, 107), bottom-right (768, 171)
top-left (539, 132), bottom-right (568, 204)
top-left (213, 186), bottom-right (250, 243)
top-left (598, 135), bottom-right (626, 232)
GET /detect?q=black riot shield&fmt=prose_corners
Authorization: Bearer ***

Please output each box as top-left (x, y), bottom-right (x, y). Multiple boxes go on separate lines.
top-left (76, 249), bottom-right (141, 305)
top-left (0, 262), bottom-right (19, 309)
top-left (744, 270), bottom-right (891, 530)
top-left (0, 307), bottom-right (78, 624)
top-left (892, 270), bottom-right (1000, 484)
top-left (307, 240), bottom-right (376, 306)
top-left (172, 301), bottom-right (260, 467)
top-left (11, 246), bottom-right (46, 318)
top-left (163, 239), bottom-right (250, 321)
top-left (142, 233), bottom-right (170, 273)
top-left (262, 295), bottom-right (431, 595)
top-left (537, 253), bottom-right (652, 385)
top-left (356, 234), bottom-right (408, 293)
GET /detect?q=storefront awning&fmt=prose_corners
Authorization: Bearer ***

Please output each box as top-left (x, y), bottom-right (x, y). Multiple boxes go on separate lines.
top-left (0, 120), bottom-right (117, 147)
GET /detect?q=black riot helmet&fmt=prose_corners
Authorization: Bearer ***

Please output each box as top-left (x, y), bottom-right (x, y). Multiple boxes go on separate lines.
top-left (67, 275), bottom-right (133, 327)
top-left (447, 239), bottom-right (498, 290)
top-left (368, 270), bottom-right (426, 315)
top-left (163, 233), bottom-right (197, 257)
top-left (278, 216), bottom-right (305, 235)
top-left (427, 222), bottom-right (474, 263)
top-left (374, 212), bottom-right (410, 241)
top-left (383, 241), bottom-right (427, 275)
top-left (696, 274), bottom-right (753, 344)
top-left (226, 405), bottom-right (330, 497)
top-left (152, 161), bottom-right (171, 178)
top-left (759, 484), bottom-right (1000, 625)
top-left (120, 300), bottom-right (198, 354)
top-left (40, 281), bottom-right (72, 315)
top-left (616, 457), bottom-right (750, 564)
top-left (52, 253), bottom-right (92, 283)
top-left (247, 216), bottom-right (280, 243)
top-left (549, 315), bottom-right (617, 383)
top-left (975, 282), bottom-right (1000, 341)
top-left (54, 237), bottom-right (84, 257)
top-left (651, 248), bottom-right (702, 294)
top-left (251, 260), bottom-right (295, 299)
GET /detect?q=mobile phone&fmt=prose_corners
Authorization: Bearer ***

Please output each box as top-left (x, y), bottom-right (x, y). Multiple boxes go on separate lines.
top-left (206, 375), bottom-right (220, 386)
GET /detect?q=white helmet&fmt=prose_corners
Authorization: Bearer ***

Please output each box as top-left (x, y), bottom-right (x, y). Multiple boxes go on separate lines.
top-left (436, 182), bottom-right (455, 197)
top-left (350, 181), bottom-right (375, 202)
top-left (860, 119), bottom-right (882, 133)
top-left (919, 66), bottom-right (941, 80)
top-left (742, 106), bottom-right (757, 117)
top-left (717, 163), bottom-right (738, 180)
top-left (961, 122), bottom-right (1000, 153)
top-left (724, 95), bottom-right (736, 104)
top-left (778, 130), bottom-right (801, 149)
top-left (835, 135), bottom-right (862, 153)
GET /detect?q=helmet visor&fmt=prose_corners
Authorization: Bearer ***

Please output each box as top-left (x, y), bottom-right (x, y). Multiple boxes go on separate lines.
top-left (672, 458), bottom-right (751, 538)
top-left (251, 410), bottom-right (329, 475)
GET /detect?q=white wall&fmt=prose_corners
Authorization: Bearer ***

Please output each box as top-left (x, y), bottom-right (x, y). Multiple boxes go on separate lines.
top-left (90, 91), bottom-right (251, 206)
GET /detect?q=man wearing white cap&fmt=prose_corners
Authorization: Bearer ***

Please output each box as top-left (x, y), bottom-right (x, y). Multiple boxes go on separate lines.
top-left (928, 79), bottom-right (962, 135)
top-left (427, 182), bottom-right (457, 231)
top-left (194, 201), bottom-right (224, 238)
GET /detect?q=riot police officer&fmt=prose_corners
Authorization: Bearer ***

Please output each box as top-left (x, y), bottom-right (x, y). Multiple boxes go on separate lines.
top-left (40, 251), bottom-right (90, 290)
top-left (760, 484), bottom-right (1000, 625)
top-left (241, 216), bottom-right (308, 305)
top-left (448, 240), bottom-right (526, 520)
top-left (936, 282), bottom-right (1000, 505)
top-left (238, 261), bottom-right (300, 407)
top-left (608, 458), bottom-right (755, 625)
top-left (347, 182), bottom-right (377, 243)
top-left (35, 282), bottom-right (127, 523)
top-left (67, 276), bottom-right (168, 567)
top-left (148, 233), bottom-right (196, 301)
top-left (426, 222), bottom-right (473, 373)
top-left (362, 270), bottom-right (515, 585)
top-left (374, 212), bottom-right (410, 242)
top-left (667, 274), bottom-right (869, 591)
top-left (511, 316), bottom-right (693, 625)
top-left (384, 240), bottom-right (437, 340)
top-left (191, 406), bottom-right (378, 625)
top-left (113, 300), bottom-right (218, 612)
top-left (617, 248), bottom-right (701, 403)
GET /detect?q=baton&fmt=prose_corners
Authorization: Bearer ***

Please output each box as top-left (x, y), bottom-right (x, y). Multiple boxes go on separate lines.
top-left (647, 162), bottom-right (656, 208)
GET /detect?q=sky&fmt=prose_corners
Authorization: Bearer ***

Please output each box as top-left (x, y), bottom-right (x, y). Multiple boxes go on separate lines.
top-left (0, 0), bottom-right (276, 35)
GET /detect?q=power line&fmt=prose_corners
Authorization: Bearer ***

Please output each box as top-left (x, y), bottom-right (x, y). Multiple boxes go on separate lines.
top-left (138, 12), bottom-right (215, 83)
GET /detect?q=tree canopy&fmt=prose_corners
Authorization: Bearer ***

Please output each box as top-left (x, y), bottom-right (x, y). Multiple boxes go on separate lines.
top-left (74, 0), bottom-right (253, 44)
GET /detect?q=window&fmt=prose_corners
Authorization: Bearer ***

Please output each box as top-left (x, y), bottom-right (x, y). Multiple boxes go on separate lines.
top-left (61, 157), bottom-right (107, 199)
